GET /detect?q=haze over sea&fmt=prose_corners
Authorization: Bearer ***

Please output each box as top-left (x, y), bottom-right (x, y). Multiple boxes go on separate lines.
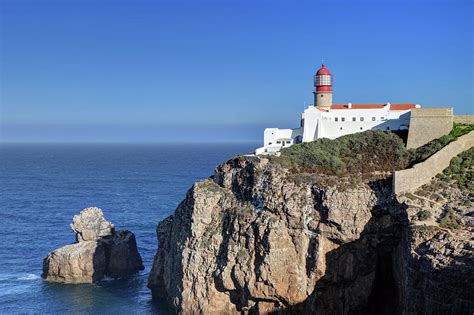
top-left (0, 143), bottom-right (256, 314)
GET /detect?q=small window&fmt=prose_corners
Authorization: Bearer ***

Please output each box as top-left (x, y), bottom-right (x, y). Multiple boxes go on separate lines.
top-left (341, 117), bottom-right (345, 122)
top-left (380, 117), bottom-right (385, 120)
top-left (360, 117), bottom-right (364, 121)
top-left (372, 117), bottom-right (376, 121)
top-left (352, 117), bottom-right (356, 121)
top-left (360, 127), bottom-right (363, 130)
top-left (286, 140), bottom-right (291, 144)
top-left (268, 142), bottom-right (272, 145)
top-left (340, 127), bottom-right (343, 130)
top-left (386, 127), bottom-right (390, 130)
top-left (277, 141), bottom-right (281, 144)
top-left (335, 117), bottom-right (338, 122)
top-left (321, 94), bottom-right (324, 98)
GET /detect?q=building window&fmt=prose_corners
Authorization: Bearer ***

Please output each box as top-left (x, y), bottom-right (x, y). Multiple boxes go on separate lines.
top-left (360, 117), bottom-right (364, 121)
top-left (386, 127), bottom-right (390, 130)
top-left (360, 127), bottom-right (363, 130)
top-left (268, 142), bottom-right (272, 145)
top-left (286, 140), bottom-right (291, 144)
top-left (335, 117), bottom-right (338, 122)
top-left (372, 117), bottom-right (376, 121)
top-left (380, 117), bottom-right (385, 120)
top-left (321, 94), bottom-right (324, 98)
top-left (352, 117), bottom-right (356, 121)
top-left (340, 127), bottom-right (343, 130)
top-left (277, 141), bottom-right (281, 144)
top-left (341, 117), bottom-right (345, 122)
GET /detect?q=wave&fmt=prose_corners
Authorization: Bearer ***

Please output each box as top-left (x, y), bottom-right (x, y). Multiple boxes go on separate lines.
top-left (0, 273), bottom-right (41, 298)
top-left (17, 273), bottom-right (41, 281)
top-left (0, 273), bottom-right (41, 282)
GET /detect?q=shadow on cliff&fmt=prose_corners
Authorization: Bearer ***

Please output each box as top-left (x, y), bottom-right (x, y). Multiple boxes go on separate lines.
top-left (92, 241), bottom-right (106, 282)
top-left (282, 177), bottom-right (409, 315)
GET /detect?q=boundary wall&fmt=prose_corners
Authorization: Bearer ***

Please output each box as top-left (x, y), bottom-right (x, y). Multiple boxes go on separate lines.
top-left (393, 131), bottom-right (474, 195)
top-left (454, 115), bottom-right (474, 124)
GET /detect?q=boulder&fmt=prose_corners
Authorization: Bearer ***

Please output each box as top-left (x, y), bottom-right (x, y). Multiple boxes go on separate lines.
top-left (42, 207), bottom-right (144, 283)
top-left (42, 241), bottom-right (106, 283)
top-left (71, 207), bottom-right (114, 242)
top-left (101, 230), bottom-right (145, 278)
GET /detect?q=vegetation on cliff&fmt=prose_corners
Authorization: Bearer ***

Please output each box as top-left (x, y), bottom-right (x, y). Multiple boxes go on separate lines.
top-left (273, 124), bottom-right (473, 176)
top-left (439, 147), bottom-right (473, 191)
top-left (274, 130), bottom-right (409, 175)
top-left (449, 122), bottom-right (474, 138)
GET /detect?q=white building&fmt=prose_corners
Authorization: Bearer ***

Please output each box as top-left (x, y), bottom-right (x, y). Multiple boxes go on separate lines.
top-left (256, 64), bottom-right (420, 155)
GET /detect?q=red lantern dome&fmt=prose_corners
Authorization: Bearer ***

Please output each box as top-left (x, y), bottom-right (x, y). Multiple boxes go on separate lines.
top-left (316, 64), bottom-right (331, 75)
top-left (314, 64), bottom-right (332, 93)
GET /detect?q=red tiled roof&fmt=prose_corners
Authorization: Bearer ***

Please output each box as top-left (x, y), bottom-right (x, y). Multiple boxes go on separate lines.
top-left (330, 104), bottom-right (417, 110)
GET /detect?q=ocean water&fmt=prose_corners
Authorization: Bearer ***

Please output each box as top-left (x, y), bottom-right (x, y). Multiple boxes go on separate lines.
top-left (0, 143), bottom-right (257, 314)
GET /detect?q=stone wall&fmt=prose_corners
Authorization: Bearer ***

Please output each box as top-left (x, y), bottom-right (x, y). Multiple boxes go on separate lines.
top-left (406, 108), bottom-right (453, 149)
top-left (393, 131), bottom-right (474, 195)
top-left (454, 115), bottom-right (474, 124)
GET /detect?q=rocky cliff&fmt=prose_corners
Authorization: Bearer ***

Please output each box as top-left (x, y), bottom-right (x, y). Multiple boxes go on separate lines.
top-left (148, 154), bottom-right (473, 314)
top-left (42, 207), bottom-right (144, 283)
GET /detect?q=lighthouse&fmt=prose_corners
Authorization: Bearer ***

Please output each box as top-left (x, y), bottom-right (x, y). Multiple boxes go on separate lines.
top-left (314, 64), bottom-right (333, 109)
top-left (255, 63), bottom-right (422, 155)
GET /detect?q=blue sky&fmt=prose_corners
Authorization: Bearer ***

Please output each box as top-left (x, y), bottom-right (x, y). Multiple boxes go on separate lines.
top-left (1, 0), bottom-right (472, 142)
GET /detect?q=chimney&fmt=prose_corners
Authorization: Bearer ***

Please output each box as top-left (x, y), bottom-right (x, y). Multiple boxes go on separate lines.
top-left (348, 102), bottom-right (352, 109)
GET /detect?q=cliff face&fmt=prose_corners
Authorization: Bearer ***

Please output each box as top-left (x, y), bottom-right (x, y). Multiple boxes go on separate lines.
top-left (148, 156), bottom-right (473, 314)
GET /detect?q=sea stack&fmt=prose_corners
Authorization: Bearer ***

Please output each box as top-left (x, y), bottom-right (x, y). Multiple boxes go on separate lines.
top-left (42, 207), bottom-right (144, 283)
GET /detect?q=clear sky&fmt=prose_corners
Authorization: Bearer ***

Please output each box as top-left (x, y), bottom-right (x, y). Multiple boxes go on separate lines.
top-left (1, 0), bottom-right (473, 143)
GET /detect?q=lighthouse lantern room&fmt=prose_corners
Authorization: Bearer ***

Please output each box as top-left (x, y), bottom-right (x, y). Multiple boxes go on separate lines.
top-left (314, 64), bottom-right (333, 109)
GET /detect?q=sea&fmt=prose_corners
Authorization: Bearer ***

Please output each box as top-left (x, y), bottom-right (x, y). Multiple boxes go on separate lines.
top-left (0, 143), bottom-right (257, 314)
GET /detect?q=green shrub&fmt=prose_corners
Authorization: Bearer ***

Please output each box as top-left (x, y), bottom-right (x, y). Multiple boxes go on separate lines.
top-left (273, 130), bottom-right (410, 175)
top-left (439, 209), bottom-right (461, 229)
top-left (407, 134), bottom-right (455, 165)
top-left (417, 210), bottom-right (432, 221)
top-left (449, 123), bottom-right (474, 138)
top-left (442, 147), bottom-right (474, 190)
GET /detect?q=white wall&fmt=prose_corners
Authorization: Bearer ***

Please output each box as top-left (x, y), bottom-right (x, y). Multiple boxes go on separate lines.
top-left (318, 108), bottom-right (411, 139)
top-left (263, 128), bottom-right (303, 146)
top-left (302, 107), bottom-right (320, 142)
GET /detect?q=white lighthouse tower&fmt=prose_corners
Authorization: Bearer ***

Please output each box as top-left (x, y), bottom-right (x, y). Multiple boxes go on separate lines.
top-left (314, 64), bottom-right (333, 109)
